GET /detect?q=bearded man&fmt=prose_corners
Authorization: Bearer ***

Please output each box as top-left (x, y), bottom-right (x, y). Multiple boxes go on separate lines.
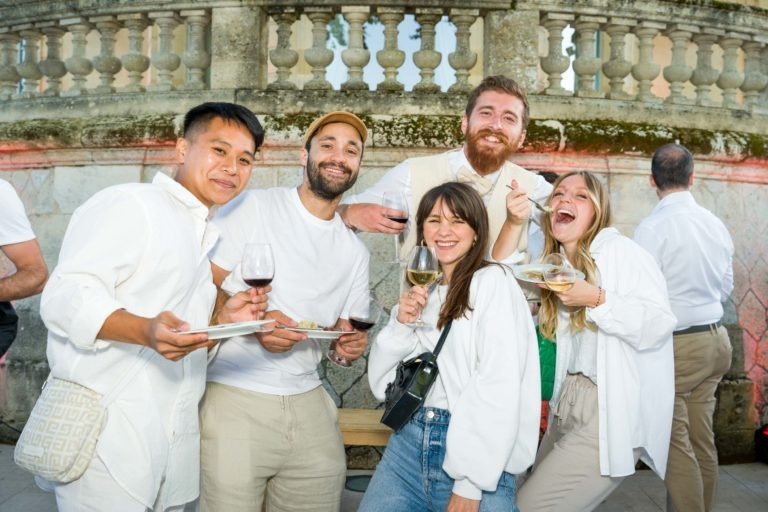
top-left (199, 112), bottom-right (371, 512)
top-left (340, 75), bottom-right (552, 263)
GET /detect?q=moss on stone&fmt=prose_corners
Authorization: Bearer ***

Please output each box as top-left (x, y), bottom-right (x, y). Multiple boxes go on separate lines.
top-left (0, 118), bottom-right (83, 147)
top-left (372, 115), bottom-right (462, 147)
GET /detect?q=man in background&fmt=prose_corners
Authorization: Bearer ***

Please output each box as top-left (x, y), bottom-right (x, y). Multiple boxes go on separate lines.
top-left (634, 143), bottom-right (734, 512)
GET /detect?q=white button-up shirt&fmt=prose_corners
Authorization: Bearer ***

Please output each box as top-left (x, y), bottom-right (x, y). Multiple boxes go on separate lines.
top-left (0, 178), bottom-right (35, 245)
top-left (634, 190), bottom-right (734, 329)
top-left (40, 173), bottom-right (218, 507)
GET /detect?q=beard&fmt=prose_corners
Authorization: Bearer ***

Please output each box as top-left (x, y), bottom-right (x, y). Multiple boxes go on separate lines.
top-left (465, 127), bottom-right (519, 175)
top-left (306, 155), bottom-right (358, 200)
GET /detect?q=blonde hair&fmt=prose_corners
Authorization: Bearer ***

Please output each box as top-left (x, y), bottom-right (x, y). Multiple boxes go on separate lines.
top-left (538, 171), bottom-right (612, 340)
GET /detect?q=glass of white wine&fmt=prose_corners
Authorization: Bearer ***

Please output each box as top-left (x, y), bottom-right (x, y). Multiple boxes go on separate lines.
top-left (542, 253), bottom-right (576, 292)
top-left (405, 245), bottom-right (439, 328)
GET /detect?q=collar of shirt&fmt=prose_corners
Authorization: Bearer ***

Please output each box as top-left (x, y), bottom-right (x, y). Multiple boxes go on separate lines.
top-left (589, 226), bottom-right (620, 258)
top-left (653, 190), bottom-right (695, 213)
top-left (152, 172), bottom-right (211, 222)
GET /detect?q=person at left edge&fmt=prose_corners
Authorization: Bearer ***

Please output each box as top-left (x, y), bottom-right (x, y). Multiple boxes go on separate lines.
top-left (201, 112), bottom-right (370, 512)
top-left (36, 102), bottom-right (267, 512)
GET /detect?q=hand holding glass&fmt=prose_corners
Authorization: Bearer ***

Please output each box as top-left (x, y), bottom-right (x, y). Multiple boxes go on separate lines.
top-left (405, 246), bottom-right (439, 328)
top-left (542, 253), bottom-right (576, 292)
top-left (327, 296), bottom-right (381, 368)
top-left (382, 191), bottom-right (409, 264)
top-left (242, 243), bottom-right (275, 288)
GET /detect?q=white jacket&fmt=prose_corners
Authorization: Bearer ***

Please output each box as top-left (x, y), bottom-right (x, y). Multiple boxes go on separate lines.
top-left (551, 227), bottom-right (676, 478)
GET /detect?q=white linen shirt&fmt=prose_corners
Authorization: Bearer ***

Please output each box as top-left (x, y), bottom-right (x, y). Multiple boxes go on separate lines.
top-left (550, 228), bottom-right (676, 479)
top-left (368, 265), bottom-right (541, 500)
top-left (0, 178), bottom-right (35, 245)
top-left (633, 191), bottom-right (734, 329)
top-left (40, 173), bottom-right (218, 508)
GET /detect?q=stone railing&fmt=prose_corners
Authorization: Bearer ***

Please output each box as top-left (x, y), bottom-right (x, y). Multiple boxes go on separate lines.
top-left (0, 0), bottom-right (766, 133)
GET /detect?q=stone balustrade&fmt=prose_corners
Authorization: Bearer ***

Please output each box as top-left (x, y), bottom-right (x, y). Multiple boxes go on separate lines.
top-left (0, 0), bottom-right (765, 130)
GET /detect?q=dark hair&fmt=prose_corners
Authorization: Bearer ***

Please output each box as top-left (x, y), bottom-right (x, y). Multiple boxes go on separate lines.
top-left (183, 102), bottom-right (265, 151)
top-left (651, 143), bottom-right (693, 191)
top-left (415, 182), bottom-right (494, 329)
top-left (464, 75), bottom-right (530, 130)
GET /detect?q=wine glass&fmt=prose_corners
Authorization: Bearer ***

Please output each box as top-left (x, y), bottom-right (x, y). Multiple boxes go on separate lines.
top-left (327, 296), bottom-right (381, 368)
top-left (405, 245), bottom-right (439, 328)
top-left (242, 243), bottom-right (275, 289)
top-left (382, 190), bottom-right (409, 264)
top-left (542, 253), bottom-right (576, 292)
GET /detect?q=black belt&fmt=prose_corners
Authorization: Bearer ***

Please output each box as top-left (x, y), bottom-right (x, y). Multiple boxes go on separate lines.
top-left (674, 321), bottom-right (722, 336)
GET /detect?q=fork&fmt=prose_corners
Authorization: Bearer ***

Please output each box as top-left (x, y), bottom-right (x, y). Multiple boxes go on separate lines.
top-left (506, 184), bottom-right (553, 213)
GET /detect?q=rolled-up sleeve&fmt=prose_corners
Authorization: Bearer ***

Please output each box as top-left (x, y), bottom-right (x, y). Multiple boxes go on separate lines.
top-left (40, 192), bottom-right (150, 350)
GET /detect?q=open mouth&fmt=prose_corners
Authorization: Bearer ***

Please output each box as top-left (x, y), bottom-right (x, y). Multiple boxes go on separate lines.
top-left (212, 179), bottom-right (236, 189)
top-left (434, 240), bottom-right (458, 249)
top-left (320, 163), bottom-right (351, 178)
top-left (554, 209), bottom-right (575, 224)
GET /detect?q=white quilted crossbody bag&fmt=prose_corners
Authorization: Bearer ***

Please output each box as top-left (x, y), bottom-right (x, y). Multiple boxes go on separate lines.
top-left (14, 347), bottom-right (153, 483)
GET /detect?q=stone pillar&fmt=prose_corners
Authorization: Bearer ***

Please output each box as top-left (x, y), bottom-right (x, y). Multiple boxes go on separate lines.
top-left (602, 17), bottom-right (636, 100)
top-left (631, 21), bottom-right (664, 103)
top-left (448, 8), bottom-right (478, 94)
top-left (90, 16), bottom-right (122, 94)
top-left (267, 7), bottom-right (299, 91)
top-left (540, 12), bottom-right (573, 96)
top-left (572, 15), bottom-right (606, 98)
top-left (0, 29), bottom-right (20, 101)
top-left (691, 30), bottom-right (723, 107)
top-left (376, 7), bottom-right (406, 92)
top-left (484, 8), bottom-right (539, 93)
top-left (341, 6), bottom-right (370, 91)
top-left (118, 13), bottom-right (150, 93)
top-left (717, 33), bottom-right (747, 109)
top-left (741, 40), bottom-right (767, 111)
top-left (303, 7), bottom-right (334, 91)
top-left (181, 10), bottom-right (211, 90)
top-left (663, 24), bottom-right (697, 105)
top-left (412, 8), bottom-right (443, 93)
top-left (14, 26), bottom-right (42, 98)
top-left (61, 17), bottom-right (93, 97)
top-left (148, 12), bottom-right (181, 92)
top-left (210, 5), bottom-right (268, 90)
top-left (37, 23), bottom-right (67, 97)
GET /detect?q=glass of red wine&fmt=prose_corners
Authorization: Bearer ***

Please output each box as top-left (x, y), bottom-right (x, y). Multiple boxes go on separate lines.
top-left (382, 190), bottom-right (409, 265)
top-left (242, 243), bottom-right (275, 289)
top-left (327, 296), bottom-right (380, 368)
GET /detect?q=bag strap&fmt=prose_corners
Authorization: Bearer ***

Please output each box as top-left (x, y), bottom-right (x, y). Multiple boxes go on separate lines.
top-left (431, 319), bottom-right (454, 359)
top-left (99, 347), bottom-right (154, 407)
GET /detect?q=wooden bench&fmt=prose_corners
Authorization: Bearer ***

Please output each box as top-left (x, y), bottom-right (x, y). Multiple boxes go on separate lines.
top-left (338, 408), bottom-right (392, 446)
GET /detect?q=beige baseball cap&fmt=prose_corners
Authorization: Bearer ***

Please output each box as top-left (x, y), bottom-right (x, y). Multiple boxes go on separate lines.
top-left (303, 111), bottom-right (368, 145)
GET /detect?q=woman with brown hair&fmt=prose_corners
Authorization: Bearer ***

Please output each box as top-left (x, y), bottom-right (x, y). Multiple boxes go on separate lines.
top-left (361, 182), bottom-right (540, 512)
top-left (511, 171), bottom-right (676, 511)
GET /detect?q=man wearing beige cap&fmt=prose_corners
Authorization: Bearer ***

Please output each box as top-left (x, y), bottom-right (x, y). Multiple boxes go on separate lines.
top-left (200, 112), bottom-right (371, 511)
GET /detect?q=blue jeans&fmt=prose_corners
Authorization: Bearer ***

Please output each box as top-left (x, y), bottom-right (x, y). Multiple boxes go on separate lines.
top-left (359, 407), bottom-right (518, 512)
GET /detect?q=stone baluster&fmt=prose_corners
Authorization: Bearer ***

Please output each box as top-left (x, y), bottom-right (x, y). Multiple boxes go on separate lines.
top-left (690, 30), bottom-right (723, 107)
top-left (663, 24), bottom-right (697, 104)
top-left (740, 40), bottom-right (767, 110)
top-left (149, 12), bottom-right (181, 92)
top-left (37, 23), bottom-right (67, 97)
top-left (90, 16), bottom-right (122, 94)
top-left (118, 14), bottom-right (150, 93)
top-left (448, 9), bottom-right (478, 94)
top-left (376, 7), bottom-right (406, 92)
top-left (303, 7), bottom-right (334, 90)
top-left (412, 8), bottom-right (443, 93)
top-left (341, 6), bottom-right (370, 91)
top-left (761, 45), bottom-right (768, 108)
top-left (602, 18), bottom-right (636, 99)
top-left (631, 22), bottom-right (664, 102)
top-left (267, 7), bottom-right (299, 90)
top-left (717, 34), bottom-right (746, 109)
top-left (0, 30), bottom-right (20, 101)
top-left (61, 18), bottom-right (93, 96)
top-left (13, 27), bottom-right (42, 98)
top-left (572, 16), bottom-right (605, 98)
top-left (540, 13), bottom-right (573, 96)
top-left (181, 10), bottom-right (210, 90)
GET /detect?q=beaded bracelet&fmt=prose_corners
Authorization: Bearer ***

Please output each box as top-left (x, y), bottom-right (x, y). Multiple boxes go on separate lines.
top-left (594, 286), bottom-right (603, 308)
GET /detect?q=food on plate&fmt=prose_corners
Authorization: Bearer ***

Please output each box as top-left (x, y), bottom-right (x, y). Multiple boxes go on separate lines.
top-left (297, 320), bottom-right (319, 329)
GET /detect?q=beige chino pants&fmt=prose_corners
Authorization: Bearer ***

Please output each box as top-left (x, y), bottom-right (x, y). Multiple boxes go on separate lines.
top-left (199, 382), bottom-right (346, 512)
top-left (665, 325), bottom-right (731, 512)
top-left (517, 373), bottom-right (629, 512)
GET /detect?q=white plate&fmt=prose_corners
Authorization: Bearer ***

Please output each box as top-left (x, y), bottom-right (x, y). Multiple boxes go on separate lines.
top-left (179, 320), bottom-right (274, 340)
top-left (283, 327), bottom-right (347, 339)
top-left (512, 263), bottom-right (585, 284)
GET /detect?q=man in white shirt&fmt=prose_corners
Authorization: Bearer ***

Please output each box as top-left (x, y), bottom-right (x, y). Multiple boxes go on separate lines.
top-left (36, 102), bottom-right (267, 512)
top-left (634, 143), bottom-right (734, 512)
top-left (0, 179), bottom-right (48, 359)
top-left (339, 75), bottom-right (552, 263)
top-left (201, 112), bottom-right (371, 512)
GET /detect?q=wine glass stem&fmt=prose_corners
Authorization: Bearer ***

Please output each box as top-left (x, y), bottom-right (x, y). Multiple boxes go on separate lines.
top-left (393, 234), bottom-right (400, 264)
